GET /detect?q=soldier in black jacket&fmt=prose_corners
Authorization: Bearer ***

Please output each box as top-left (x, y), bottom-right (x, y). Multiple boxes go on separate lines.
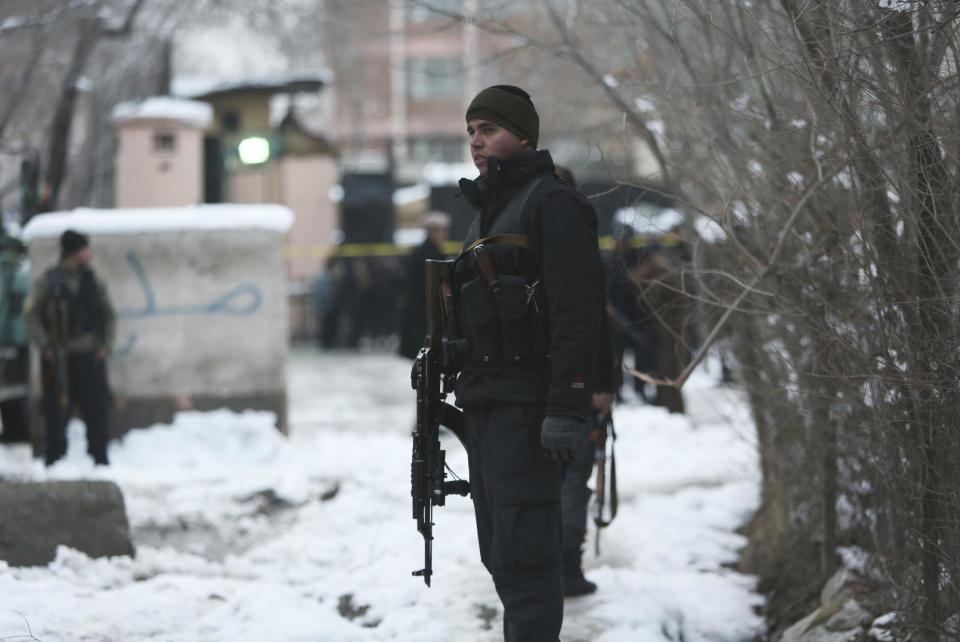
top-left (449, 85), bottom-right (605, 641)
top-left (26, 230), bottom-right (115, 466)
top-left (399, 212), bottom-right (450, 359)
top-left (553, 167), bottom-right (616, 598)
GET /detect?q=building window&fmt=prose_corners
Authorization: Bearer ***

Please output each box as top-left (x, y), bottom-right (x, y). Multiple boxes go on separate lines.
top-left (409, 136), bottom-right (463, 163)
top-left (408, 0), bottom-right (462, 22)
top-left (153, 132), bottom-right (176, 152)
top-left (222, 110), bottom-right (240, 133)
top-left (406, 57), bottom-right (462, 100)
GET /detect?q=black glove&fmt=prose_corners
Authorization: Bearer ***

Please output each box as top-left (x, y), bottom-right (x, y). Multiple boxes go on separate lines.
top-left (540, 415), bottom-right (588, 464)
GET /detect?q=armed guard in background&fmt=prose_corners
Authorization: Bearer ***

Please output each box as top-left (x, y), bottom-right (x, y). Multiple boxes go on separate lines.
top-left (26, 230), bottom-right (115, 466)
top-left (399, 212), bottom-right (450, 360)
top-left (552, 166), bottom-right (617, 599)
top-left (441, 85), bottom-right (606, 641)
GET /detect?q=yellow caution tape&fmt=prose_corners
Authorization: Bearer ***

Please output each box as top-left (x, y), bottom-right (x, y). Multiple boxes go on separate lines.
top-left (285, 234), bottom-right (680, 259)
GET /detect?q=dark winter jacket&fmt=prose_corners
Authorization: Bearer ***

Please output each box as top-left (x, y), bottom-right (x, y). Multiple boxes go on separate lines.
top-left (399, 238), bottom-right (446, 359)
top-left (26, 263), bottom-right (116, 354)
top-left (453, 149), bottom-right (605, 420)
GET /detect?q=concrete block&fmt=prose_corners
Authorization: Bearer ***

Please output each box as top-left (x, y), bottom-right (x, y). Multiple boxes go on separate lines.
top-left (0, 481), bottom-right (134, 566)
top-left (22, 206), bottom-right (292, 438)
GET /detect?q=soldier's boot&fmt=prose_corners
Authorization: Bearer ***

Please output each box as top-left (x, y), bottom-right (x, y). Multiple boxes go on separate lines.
top-left (562, 548), bottom-right (597, 597)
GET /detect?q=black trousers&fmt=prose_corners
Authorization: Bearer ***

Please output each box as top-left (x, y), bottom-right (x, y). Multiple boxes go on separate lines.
top-left (0, 347), bottom-right (30, 443)
top-left (0, 397), bottom-right (30, 443)
top-left (42, 352), bottom-right (112, 465)
top-left (464, 402), bottom-right (563, 642)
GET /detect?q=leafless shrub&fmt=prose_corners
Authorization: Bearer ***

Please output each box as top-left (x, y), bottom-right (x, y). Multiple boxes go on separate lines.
top-left (420, 0), bottom-right (960, 637)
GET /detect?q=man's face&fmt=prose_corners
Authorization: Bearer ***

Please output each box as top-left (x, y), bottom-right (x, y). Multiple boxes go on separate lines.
top-left (427, 225), bottom-right (449, 246)
top-left (467, 119), bottom-right (527, 175)
top-left (73, 246), bottom-right (94, 268)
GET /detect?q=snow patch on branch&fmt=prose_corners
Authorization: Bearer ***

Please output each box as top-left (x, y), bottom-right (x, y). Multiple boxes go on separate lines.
top-left (634, 96), bottom-right (655, 112)
top-left (0, 13), bottom-right (57, 33)
top-left (615, 206), bottom-right (683, 234)
top-left (879, 0), bottom-right (915, 11)
top-left (695, 215), bottom-right (727, 242)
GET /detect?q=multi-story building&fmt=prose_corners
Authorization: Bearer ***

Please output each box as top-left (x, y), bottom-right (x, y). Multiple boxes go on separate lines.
top-left (322, 0), bottom-right (498, 183)
top-left (320, 0), bottom-right (665, 241)
top-left (322, 1), bottom-right (658, 183)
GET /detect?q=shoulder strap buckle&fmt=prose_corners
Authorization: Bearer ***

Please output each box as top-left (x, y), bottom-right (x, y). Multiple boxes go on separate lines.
top-left (463, 233), bottom-right (529, 254)
top-left (472, 244), bottom-right (501, 306)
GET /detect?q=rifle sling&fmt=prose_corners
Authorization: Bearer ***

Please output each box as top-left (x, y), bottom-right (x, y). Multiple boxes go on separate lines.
top-left (472, 245), bottom-right (500, 305)
top-left (595, 418), bottom-right (618, 529)
top-left (464, 235), bottom-right (531, 307)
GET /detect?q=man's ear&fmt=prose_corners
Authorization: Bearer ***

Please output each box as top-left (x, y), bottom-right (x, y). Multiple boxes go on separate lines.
top-left (519, 139), bottom-right (529, 148)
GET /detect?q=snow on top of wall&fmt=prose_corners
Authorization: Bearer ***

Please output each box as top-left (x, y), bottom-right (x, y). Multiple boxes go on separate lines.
top-left (393, 183), bottom-right (430, 206)
top-left (423, 162), bottom-right (477, 186)
top-left (112, 97), bottom-right (213, 129)
top-left (22, 205), bottom-right (294, 241)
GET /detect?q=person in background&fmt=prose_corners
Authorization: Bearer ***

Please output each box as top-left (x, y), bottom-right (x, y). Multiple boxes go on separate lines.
top-left (26, 230), bottom-right (115, 466)
top-left (607, 228), bottom-right (658, 403)
top-left (398, 212), bottom-right (450, 359)
top-left (553, 165), bottom-right (616, 597)
top-left (0, 233), bottom-right (31, 444)
top-left (631, 244), bottom-right (694, 413)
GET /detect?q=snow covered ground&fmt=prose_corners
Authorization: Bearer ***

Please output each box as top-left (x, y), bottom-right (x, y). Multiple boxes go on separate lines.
top-left (0, 349), bottom-right (764, 642)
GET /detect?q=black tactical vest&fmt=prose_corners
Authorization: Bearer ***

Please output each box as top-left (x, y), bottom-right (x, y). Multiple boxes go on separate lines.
top-left (450, 175), bottom-right (551, 369)
top-left (46, 267), bottom-right (105, 340)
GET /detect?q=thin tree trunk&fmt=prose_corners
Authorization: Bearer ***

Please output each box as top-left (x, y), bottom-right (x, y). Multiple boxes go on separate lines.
top-left (881, 7), bottom-right (956, 635)
top-left (0, 29), bottom-right (44, 144)
top-left (819, 385), bottom-right (838, 580)
top-left (39, 0), bottom-right (147, 215)
top-left (41, 17), bottom-right (100, 214)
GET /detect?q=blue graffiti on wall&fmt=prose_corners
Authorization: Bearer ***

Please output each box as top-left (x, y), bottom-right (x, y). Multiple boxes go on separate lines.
top-left (114, 251), bottom-right (264, 359)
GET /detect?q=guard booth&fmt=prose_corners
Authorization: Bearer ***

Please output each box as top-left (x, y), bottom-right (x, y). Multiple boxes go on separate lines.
top-left (340, 173), bottom-right (395, 244)
top-left (112, 74), bottom-right (339, 341)
top-left (318, 172), bottom-right (400, 348)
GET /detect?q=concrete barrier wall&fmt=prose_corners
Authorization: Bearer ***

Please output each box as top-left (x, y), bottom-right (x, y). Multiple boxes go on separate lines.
top-left (23, 205), bottom-right (292, 436)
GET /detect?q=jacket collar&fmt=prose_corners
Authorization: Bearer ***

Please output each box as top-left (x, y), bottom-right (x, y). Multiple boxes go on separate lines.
top-left (458, 149), bottom-right (555, 212)
top-left (57, 260), bottom-right (87, 276)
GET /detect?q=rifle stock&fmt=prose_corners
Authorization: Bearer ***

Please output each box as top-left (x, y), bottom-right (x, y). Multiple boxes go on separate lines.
top-left (410, 259), bottom-right (469, 586)
top-left (42, 284), bottom-right (70, 414)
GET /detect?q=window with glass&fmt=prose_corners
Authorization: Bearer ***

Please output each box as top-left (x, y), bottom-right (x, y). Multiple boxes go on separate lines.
top-left (408, 0), bottom-right (463, 22)
top-left (406, 57), bottom-right (462, 100)
top-left (408, 137), bottom-right (463, 163)
top-left (153, 132), bottom-right (176, 152)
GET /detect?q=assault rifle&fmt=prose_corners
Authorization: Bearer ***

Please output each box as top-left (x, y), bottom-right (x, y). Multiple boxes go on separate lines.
top-left (593, 410), bottom-right (618, 556)
top-left (410, 259), bottom-right (469, 586)
top-left (42, 271), bottom-right (70, 415)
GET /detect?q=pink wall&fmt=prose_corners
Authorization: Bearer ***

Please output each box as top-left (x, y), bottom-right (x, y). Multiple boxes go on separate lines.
top-left (115, 121), bottom-right (204, 208)
top-left (278, 156), bottom-right (338, 281)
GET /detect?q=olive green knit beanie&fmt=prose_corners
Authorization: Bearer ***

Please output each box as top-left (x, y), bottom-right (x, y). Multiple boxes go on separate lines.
top-left (466, 85), bottom-right (539, 149)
